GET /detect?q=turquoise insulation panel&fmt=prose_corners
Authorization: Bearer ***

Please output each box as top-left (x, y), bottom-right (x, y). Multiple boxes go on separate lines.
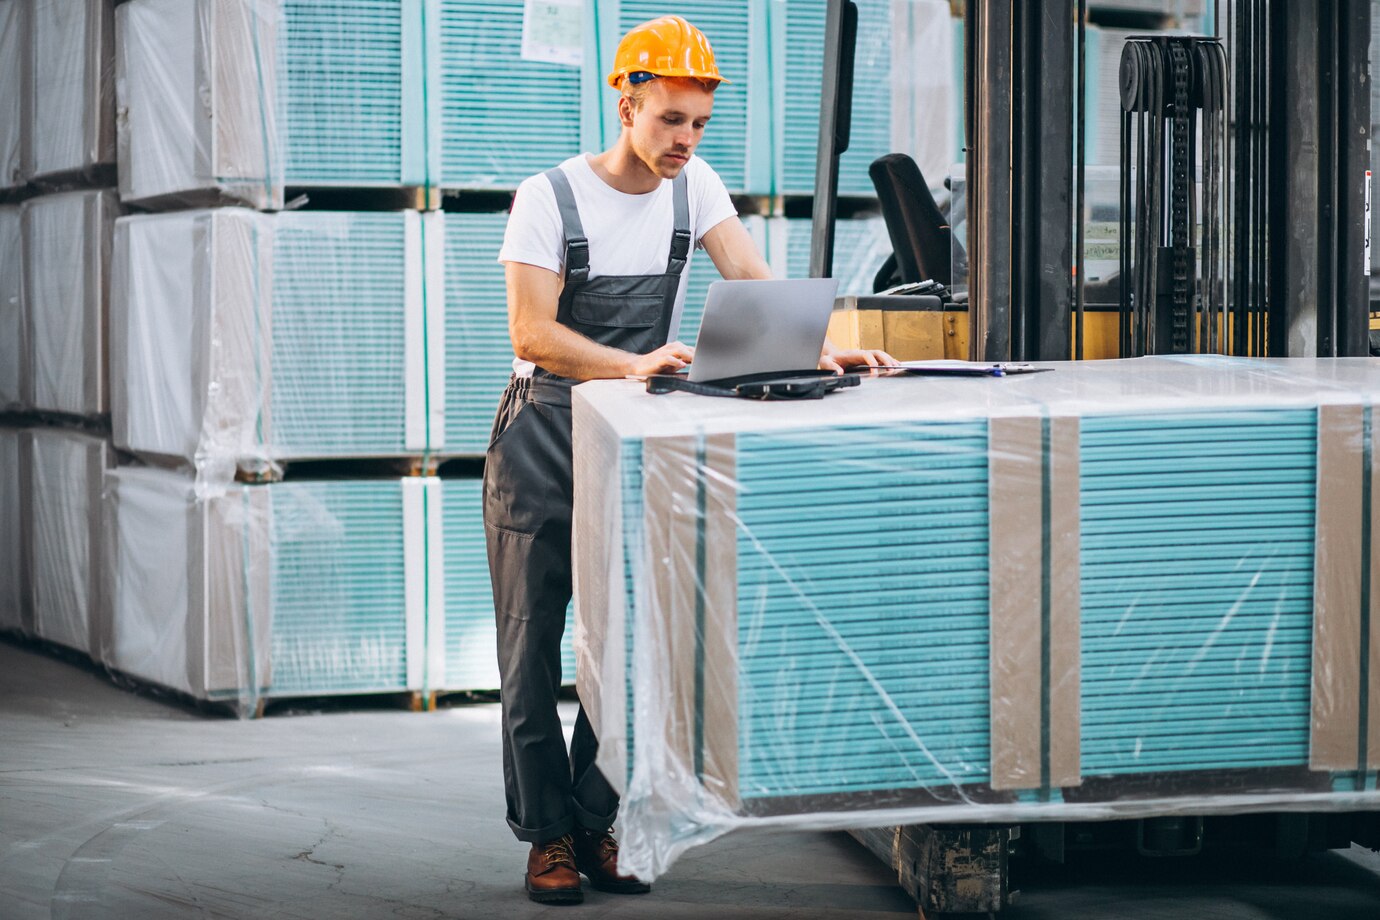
top-left (776, 0), bottom-right (891, 196)
top-left (442, 212), bottom-right (514, 456)
top-left (441, 477), bottom-right (576, 691)
top-left (732, 422), bottom-right (992, 798)
top-left (438, 0), bottom-right (582, 189)
top-left (280, 0), bottom-right (414, 186)
top-left (1079, 409), bottom-right (1318, 776)
top-left (269, 481), bottom-right (410, 695)
top-left (271, 212), bottom-right (409, 457)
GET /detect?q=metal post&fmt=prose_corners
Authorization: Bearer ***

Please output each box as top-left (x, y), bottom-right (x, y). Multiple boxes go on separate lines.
top-left (1268, 0), bottom-right (1319, 356)
top-left (969, 0), bottom-right (1013, 361)
top-left (810, 0), bottom-right (857, 280)
top-left (1336, 0), bottom-right (1372, 356)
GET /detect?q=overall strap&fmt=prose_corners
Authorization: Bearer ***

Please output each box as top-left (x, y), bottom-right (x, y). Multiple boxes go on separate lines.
top-left (667, 169), bottom-right (691, 276)
top-left (544, 167), bottom-right (590, 284)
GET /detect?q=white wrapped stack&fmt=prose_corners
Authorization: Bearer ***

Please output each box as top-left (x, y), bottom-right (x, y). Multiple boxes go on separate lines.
top-left (0, 204), bottom-right (22, 411)
top-left (27, 0), bottom-right (116, 186)
top-left (106, 468), bottom-right (438, 712)
top-left (0, 0), bottom-right (25, 192)
top-left (111, 208), bottom-right (445, 482)
top-left (27, 427), bottom-right (111, 658)
top-left (114, 0), bottom-right (281, 209)
top-left (22, 189), bottom-right (119, 417)
top-left (0, 427), bottom-right (29, 635)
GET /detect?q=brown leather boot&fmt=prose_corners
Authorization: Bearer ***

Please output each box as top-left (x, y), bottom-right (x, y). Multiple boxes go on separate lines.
top-left (525, 834), bottom-right (583, 904)
top-left (572, 828), bottom-right (651, 894)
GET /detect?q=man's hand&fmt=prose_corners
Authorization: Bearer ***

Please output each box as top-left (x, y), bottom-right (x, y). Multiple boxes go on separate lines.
top-left (819, 347), bottom-right (898, 375)
top-left (627, 341), bottom-right (695, 377)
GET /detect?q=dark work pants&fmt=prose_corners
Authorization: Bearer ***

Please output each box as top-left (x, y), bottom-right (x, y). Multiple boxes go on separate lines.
top-left (483, 377), bottom-right (618, 844)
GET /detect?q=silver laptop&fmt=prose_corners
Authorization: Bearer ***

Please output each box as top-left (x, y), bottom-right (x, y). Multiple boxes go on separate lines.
top-left (687, 278), bottom-right (840, 383)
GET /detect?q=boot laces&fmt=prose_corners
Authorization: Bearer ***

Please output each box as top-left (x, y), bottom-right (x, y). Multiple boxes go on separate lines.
top-left (542, 835), bottom-right (577, 871)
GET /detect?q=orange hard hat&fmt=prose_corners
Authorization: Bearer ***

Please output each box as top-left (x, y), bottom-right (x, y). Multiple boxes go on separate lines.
top-left (606, 15), bottom-right (730, 90)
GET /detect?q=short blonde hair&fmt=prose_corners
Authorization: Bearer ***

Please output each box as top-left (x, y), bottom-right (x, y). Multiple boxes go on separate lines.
top-left (620, 75), bottom-right (718, 111)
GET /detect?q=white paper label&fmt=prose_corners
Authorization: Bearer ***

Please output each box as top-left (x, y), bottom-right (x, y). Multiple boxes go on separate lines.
top-left (522, 0), bottom-right (583, 67)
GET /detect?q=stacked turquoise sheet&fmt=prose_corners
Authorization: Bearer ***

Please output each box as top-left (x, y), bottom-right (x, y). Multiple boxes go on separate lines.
top-left (439, 478), bottom-right (576, 692)
top-left (441, 212), bottom-right (512, 456)
top-left (1079, 409), bottom-right (1318, 776)
top-left (572, 357), bottom-right (1380, 880)
top-left (437, 0), bottom-right (581, 190)
top-left (106, 469), bottom-right (428, 710)
top-left (112, 209), bottom-right (443, 477)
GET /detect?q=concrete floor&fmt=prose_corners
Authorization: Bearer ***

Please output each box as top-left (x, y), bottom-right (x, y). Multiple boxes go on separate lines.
top-left (2, 637), bottom-right (1379, 920)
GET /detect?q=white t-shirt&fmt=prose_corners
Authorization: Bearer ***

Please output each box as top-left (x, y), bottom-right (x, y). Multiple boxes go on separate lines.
top-left (498, 153), bottom-right (738, 376)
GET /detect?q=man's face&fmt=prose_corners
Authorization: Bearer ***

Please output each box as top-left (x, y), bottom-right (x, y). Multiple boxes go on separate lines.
top-left (622, 78), bottom-right (716, 179)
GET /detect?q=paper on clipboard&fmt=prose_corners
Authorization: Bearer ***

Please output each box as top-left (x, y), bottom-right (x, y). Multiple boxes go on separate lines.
top-left (850, 360), bottom-right (1047, 377)
top-left (522, 0), bottom-right (583, 67)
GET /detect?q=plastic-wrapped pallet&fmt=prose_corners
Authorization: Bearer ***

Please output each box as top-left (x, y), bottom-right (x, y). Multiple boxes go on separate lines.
top-left (111, 209), bottom-right (445, 485)
top-left (28, 0), bottom-right (116, 186)
top-left (437, 0), bottom-right (580, 191)
top-left (0, 0), bottom-right (26, 191)
top-left (438, 477), bottom-right (576, 692)
top-left (586, 0), bottom-right (770, 195)
top-left (0, 427), bottom-right (30, 635)
top-left (0, 204), bottom-right (22, 411)
top-left (571, 356), bottom-right (1380, 879)
top-left (115, 0), bottom-right (432, 209)
top-left (22, 189), bottom-right (120, 417)
top-left (105, 468), bottom-right (436, 713)
top-left (27, 428), bottom-right (111, 659)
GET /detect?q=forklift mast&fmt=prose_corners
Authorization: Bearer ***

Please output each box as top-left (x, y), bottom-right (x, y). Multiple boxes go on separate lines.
top-left (813, 0), bottom-right (1374, 360)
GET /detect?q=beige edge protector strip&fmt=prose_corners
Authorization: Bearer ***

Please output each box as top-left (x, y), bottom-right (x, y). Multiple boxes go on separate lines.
top-left (989, 414), bottom-right (1081, 792)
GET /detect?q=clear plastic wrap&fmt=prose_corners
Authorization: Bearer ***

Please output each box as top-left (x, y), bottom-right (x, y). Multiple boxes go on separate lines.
top-left (115, 0), bottom-right (282, 210)
top-left (0, 0), bottom-right (26, 191)
top-left (571, 356), bottom-right (1380, 880)
top-left (22, 189), bottom-right (119, 417)
top-left (0, 426), bottom-right (30, 635)
top-left (111, 209), bottom-right (446, 489)
top-left (105, 469), bottom-right (429, 713)
top-left (0, 204), bottom-right (22, 411)
top-left (103, 468), bottom-right (573, 712)
top-left (27, 427), bottom-right (111, 659)
top-left (116, 0), bottom-right (436, 207)
top-left (27, 0), bottom-right (116, 186)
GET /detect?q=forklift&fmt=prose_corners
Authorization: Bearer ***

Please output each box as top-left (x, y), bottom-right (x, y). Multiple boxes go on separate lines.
top-left (810, 0), bottom-right (1380, 913)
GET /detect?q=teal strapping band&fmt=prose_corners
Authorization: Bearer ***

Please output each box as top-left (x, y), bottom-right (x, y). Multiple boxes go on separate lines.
top-left (241, 489), bottom-right (262, 716)
top-left (1358, 405), bottom-right (1373, 788)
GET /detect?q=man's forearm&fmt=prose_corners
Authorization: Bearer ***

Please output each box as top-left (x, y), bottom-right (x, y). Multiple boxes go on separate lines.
top-left (512, 317), bottom-right (641, 381)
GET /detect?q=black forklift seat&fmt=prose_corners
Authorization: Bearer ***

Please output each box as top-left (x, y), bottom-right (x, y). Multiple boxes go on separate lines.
top-left (869, 153), bottom-right (962, 288)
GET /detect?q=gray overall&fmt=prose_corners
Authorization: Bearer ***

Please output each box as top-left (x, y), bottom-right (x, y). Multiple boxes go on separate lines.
top-left (484, 166), bottom-right (690, 843)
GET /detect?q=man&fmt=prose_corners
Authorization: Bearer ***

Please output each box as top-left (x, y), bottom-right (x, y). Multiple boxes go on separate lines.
top-left (485, 14), bottom-right (892, 905)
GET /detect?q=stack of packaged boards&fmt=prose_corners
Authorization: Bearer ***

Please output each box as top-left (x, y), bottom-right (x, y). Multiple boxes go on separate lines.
top-left (104, 469), bottom-right (577, 711)
top-left (571, 356), bottom-right (1380, 879)
top-left (105, 470), bottom-right (430, 712)
top-left (111, 208), bottom-right (446, 479)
